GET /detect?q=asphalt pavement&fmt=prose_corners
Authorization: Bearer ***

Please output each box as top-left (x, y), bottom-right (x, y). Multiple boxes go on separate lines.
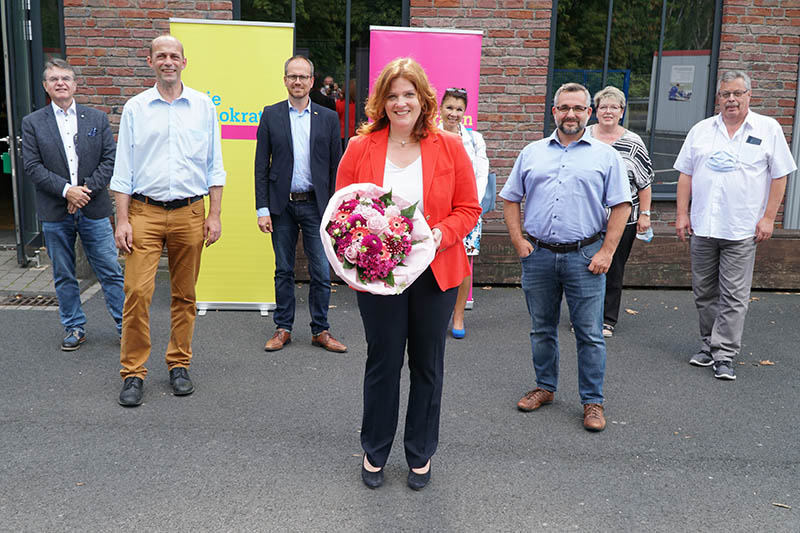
top-left (1, 276), bottom-right (798, 532)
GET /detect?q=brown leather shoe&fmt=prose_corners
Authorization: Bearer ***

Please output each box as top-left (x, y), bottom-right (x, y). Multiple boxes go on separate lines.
top-left (311, 330), bottom-right (347, 353)
top-left (264, 329), bottom-right (291, 351)
top-left (583, 403), bottom-right (606, 432)
top-left (517, 388), bottom-right (554, 412)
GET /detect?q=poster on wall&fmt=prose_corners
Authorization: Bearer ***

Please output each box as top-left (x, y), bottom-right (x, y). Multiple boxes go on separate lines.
top-left (668, 65), bottom-right (694, 102)
top-left (369, 26), bottom-right (483, 130)
top-left (170, 19), bottom-right (294, 314)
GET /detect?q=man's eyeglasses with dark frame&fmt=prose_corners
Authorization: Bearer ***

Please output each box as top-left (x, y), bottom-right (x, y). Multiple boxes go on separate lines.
top-left (555, 104), bottom-right (589, 114)
top-left (718, 89), bottom-right (748, 99)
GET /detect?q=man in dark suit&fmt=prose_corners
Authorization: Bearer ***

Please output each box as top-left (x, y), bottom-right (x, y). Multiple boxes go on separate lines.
top-left (21, 58), bottom-right (124, 351)
top-left (254, 55), bottom-right (346, 353)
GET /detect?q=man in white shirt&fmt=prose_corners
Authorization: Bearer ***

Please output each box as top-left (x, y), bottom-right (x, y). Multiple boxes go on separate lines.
top-left (21, 58), bottom-right (124, 352)
top-left (674, 70), bottom-right (796, 380)
top-left (110, 35), bottom-right (226, 406)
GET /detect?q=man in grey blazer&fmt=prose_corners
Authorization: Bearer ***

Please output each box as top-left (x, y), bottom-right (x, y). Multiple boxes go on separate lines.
top-left (21, 58), bottom-right (124, 351)
top-left (254, 55), bottom-right (346, 353)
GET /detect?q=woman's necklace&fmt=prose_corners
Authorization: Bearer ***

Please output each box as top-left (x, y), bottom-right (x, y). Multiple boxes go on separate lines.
top-left (389, 135), bottom-right (416, 147)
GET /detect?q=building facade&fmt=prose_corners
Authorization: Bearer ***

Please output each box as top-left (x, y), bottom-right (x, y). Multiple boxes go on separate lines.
top-left (2, 0), bottom-right (798, 287)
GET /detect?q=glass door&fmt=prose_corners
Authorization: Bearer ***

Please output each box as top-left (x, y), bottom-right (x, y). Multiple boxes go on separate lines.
top-left (2, 0), bottom-right (40, 265)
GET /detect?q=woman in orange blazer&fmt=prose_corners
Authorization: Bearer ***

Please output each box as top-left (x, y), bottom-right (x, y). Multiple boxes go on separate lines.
top-left (336, 58), bottom-right (481, 490)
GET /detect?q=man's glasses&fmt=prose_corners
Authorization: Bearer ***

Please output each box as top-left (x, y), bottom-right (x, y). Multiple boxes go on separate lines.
top-left (285, 74), bottom-right (311, 82)
top-left (47, 76), bottom-right (73, 83)
top-left (597, 104), bottom-right (622, 112)
top-left (719, 90), bottom-right (748, 99)
top-left (446, 87), bottom-right (467, 97)
top-left (555, 104), bottom-right (589, 114)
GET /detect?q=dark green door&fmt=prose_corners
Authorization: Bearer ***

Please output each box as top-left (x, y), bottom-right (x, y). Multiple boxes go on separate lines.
top-left (2, 0), bottom-right (40, 266)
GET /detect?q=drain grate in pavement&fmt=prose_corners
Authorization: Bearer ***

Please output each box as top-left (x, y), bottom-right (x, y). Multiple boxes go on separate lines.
top-left (2, 295), bottom-right (59, 307)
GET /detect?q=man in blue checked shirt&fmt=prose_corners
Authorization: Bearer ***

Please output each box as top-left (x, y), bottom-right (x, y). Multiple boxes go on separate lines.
top-left (500, 82), bottom-right (631, 432)
top-left (110, 35), bottom-right (226, 407)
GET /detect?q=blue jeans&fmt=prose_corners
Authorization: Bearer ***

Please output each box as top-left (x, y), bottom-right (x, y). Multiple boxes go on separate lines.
top-left (42, 212), bottom-right (124, 335)
top-left (270, 200), bottom-right (330, 334)
top-left (520, 238), bottom-right (606, 404)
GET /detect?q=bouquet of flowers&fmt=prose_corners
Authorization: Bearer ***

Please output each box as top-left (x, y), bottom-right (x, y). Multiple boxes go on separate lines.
top-left (320, 183), bottom-right (436, 295)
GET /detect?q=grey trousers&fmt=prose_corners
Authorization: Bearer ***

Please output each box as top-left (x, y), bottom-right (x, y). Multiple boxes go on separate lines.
top-left (690, 235), bottom-right (757, 362)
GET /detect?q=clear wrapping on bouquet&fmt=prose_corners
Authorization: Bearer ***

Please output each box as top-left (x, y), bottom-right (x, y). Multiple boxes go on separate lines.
top-left (319, 183), bottom-right (435, 295)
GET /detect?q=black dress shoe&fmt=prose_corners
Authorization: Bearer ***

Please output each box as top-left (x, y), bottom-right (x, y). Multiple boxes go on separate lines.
top-left (361, 455), bottom-right (384, 489)
top-left (169, 367), bottom-right (194, 396)
top-left (118, 377), bottom-right (143, 407)
top-left (61, 329), bottom-right (86, 351)
top-left (407, 464), bottom-right (431, 491)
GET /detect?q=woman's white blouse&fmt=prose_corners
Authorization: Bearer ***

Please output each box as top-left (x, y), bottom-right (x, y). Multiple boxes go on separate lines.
top-left (383, 155), bottom-right (424, 215)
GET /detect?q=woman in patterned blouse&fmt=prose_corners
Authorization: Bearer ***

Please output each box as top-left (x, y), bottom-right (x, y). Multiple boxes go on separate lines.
top-left (588, 86), bottom-right (654, 338)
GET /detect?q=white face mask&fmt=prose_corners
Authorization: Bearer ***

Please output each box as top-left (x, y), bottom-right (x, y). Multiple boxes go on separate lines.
top-left (705, 149), bottom-right (739, 172)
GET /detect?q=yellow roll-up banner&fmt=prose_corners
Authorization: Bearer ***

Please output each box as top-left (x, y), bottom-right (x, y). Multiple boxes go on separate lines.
top-left (170, 19), bottom-right (293, 314)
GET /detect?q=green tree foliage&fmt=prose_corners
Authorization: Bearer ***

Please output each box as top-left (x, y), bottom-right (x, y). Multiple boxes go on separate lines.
top-left (555, 0), bottom-right (715, 97)
top-left (243, 0), bottom-right (401, 83)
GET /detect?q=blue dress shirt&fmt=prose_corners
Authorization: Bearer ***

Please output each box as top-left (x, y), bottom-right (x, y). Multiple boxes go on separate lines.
top-left (255, 100), bottom-right (314, 218)
top-left (499, 129), bottom-right (631, 243)
top-left (110, 84), bottom-right (226, 201)
top-left (289, 100), bottom-right (313, 193)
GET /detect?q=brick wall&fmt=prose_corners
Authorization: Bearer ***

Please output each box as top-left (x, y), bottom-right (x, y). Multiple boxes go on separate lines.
top-left (410, 0), bottom-right (553, 223)
top-left (63, 0), bottom-right (233, 130)
top-left (719, 0), bottom-right (799, 141)
top-left (718, 0), bottom-right (800, 228)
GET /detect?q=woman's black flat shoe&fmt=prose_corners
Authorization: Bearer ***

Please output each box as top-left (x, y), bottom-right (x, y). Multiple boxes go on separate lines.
top-left (407, 465), bottom-right (431, 490)
top-left (361, 456), bottom-right (384, 489)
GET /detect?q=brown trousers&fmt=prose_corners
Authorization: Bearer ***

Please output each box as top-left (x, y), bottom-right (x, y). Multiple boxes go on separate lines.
top-left (119, 199), bottom-right (205, 380)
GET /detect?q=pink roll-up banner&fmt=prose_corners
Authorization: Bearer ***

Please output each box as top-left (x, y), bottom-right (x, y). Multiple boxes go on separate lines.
top-left (369, 26), bottom-right (483, 129)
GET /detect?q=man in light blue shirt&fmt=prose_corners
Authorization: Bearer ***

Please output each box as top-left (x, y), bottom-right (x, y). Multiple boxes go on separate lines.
top-left (254, 55), bottom-right (345, 353)
top-left (110, 35), bottom-right (226, 407)
top-left (500, 82), bottom-right (631, 432)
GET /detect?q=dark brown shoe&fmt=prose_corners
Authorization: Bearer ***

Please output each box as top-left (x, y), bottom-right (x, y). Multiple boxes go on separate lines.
top-left (583, 403), bottom-right (606, 432)
top-left (517, 388), bottom-right (554, 412)
top-left (264, 329), bottom-right (291, 351)
top-left (311, 330), bottom-right (347, 353)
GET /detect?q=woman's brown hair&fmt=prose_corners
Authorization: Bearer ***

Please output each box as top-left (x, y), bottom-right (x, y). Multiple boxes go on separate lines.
top-left (357, 57), bottom-right (438, 140)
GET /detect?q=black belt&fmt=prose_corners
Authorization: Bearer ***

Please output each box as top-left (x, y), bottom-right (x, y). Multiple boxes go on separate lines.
top-left (528, 232), bottom-right (603, 253)
top-left (132, 193), bottom-right (203, 210)
top-left (288, 190), bottom-right (315, 202)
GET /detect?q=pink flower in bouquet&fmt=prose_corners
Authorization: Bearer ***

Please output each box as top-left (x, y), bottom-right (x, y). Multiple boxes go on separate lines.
top-left (361, 234), bottom-right (383, 256)
top-left (333, 210), bottom-right (350, 224)
top-left (344, 242), bottom-right (360, 263)
top-left (366, 212), bottom-right (389, 235)
top-left (350, 226), bottom-right (368, 241)
top-left (357, 253), bottom-right (394, 281)
top-left (339, 199), bottom-right (359, 212)
top-left (388, 216), bottom-right (411, 236)
top-left (384, 205), bottom-right (401, 218)
top-left (322, 185), bottom-right (433, 292)
top-left (385, 234), bottom-right (412, 257)
top-left (370, 199), bottom-right (386, 214)
top-left (347, 213), bottom-right (367, 227)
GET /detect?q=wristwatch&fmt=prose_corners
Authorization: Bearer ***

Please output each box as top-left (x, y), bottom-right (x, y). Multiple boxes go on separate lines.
top-left (640, 210), bottom-right (651, 216)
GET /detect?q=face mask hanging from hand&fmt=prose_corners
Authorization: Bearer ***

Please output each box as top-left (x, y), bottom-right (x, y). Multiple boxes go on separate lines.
top-left (704, 149), bottom-right (739, 172)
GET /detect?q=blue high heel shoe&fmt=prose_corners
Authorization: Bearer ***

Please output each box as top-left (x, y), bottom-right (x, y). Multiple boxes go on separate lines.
top-left (451, 328), bottom-right (465, 339)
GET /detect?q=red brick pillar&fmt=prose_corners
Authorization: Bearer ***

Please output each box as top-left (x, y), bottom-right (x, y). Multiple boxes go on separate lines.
top-left (719, 0), bottom-right (800, 226)
top-left (63, 0), bottom-right (233, 131)
top-left (411, 0), bottom-right (553, 222)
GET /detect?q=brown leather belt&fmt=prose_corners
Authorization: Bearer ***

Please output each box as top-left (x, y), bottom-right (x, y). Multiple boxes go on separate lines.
top-left (528, 232), bottom-right (603, 253)
top-left (132, 193), bottom-right (203, 210)
top-left (288, 190), bottom-right (315, 202)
